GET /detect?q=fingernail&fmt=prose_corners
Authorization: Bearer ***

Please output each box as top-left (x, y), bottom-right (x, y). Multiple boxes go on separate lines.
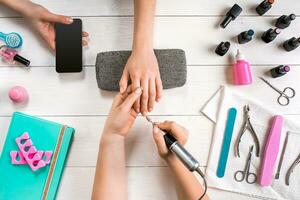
top-left (137, 108), bottom-right (140, 113)
top-left (149, 108), bottom-right (153, 112)
top-left (67, 17), bottom-right (73, 24)
top-left (142, 111), bottom-right (147, 116)
top-left (135, 87), bottom-right (142, 94)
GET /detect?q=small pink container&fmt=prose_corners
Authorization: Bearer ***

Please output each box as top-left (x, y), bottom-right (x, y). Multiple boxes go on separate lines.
top-left (233, 50), bottom-right (252, 85)
top-left (8, 86), bottom-right (28, 103)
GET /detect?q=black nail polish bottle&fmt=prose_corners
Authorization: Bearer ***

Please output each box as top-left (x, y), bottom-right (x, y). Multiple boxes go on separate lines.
top-left (238, 30), bottom-right (254, 44)
top-left (270, 65), bottom-right (290, 78)
top-left (275, 14), bottom-right (296, 29)
top-left (256, 0), bottom-right (274, 16)
top-left (283, 37), bottom-right (300, 52)
top-left (261, 28), bottom-right (281, 43)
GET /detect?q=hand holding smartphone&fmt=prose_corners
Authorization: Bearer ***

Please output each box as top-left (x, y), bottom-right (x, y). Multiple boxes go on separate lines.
top-left (55, 18), bottom-right (82, 73)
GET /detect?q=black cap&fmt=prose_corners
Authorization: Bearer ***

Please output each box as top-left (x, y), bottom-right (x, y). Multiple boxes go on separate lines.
top-left (220, 4), bottom-right (242, 28)
top-left (163, 132), bottom-right (177, 149)
top-left (13, 54), bottom-right (30, 67)
top-left (228, 4), bottom-right (243, 19)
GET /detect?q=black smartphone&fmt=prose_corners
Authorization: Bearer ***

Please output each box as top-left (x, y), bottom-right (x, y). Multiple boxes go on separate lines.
top-left (55, 18), bottom-right (82, 73)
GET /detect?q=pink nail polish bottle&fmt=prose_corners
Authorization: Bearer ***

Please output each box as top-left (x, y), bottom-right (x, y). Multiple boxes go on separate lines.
top-left (0, 45), bottom-right (30, 67)
top-left (8, 86), bottom-right (28, 103)
top-left (233, 49), bottom-right (252, 85)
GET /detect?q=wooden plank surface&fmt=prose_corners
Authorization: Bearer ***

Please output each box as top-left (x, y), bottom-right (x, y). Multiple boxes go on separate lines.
top-left (0, 66), bottom-right (299, 116)
top-left (0, 0), bottom-right (299, 17)
top-left (1, 0), bottom-right (299, 199)
top-left (0, 17), bottom-right (300, 67)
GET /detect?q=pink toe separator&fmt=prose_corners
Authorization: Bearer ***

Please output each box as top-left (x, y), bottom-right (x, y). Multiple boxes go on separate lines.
top-left (10, 132), bottom-right (53, 171)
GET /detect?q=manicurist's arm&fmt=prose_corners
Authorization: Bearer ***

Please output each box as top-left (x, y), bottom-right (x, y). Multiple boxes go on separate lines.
top-left (92, 87), bottom-right (142, 200)
top-left (119, 0), bottom-right (162, 116)
top-left (153, 121), bottom-right (210, 200)
top-left (0, 0), bottom-right (88, 50)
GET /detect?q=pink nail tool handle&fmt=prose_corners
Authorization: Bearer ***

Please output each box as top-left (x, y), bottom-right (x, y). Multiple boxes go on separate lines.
top-left (259, 115), bottom-right (284, 186)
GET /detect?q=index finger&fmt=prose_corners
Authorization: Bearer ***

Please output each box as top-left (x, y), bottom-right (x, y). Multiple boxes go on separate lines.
top-left (156, 121), bottom-right (189, 145)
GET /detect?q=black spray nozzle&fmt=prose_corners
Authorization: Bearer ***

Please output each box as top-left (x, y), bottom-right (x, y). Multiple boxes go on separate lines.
top-left (220, 4), bottom-right (243, 28)
top-left (163, 132), bottom-right (177, 149)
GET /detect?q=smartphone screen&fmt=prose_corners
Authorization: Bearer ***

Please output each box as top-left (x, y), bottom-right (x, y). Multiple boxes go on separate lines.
top-left (55, 19), bottom-right (82, 73)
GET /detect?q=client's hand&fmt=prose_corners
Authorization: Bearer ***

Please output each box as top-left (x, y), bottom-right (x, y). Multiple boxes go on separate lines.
top-left (152, 121), bottom-right (189, 160)
top-left (21, 2), bottom-right (89, 50)
top-left (103, 87), bottom-right (142, 137)
top-left (119, 49), bottom-right (162, 115)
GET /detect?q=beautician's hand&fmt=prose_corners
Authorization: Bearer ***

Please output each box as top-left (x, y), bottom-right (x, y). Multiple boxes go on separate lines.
top-left (119, 49), bottom-right (163, 115)
top-left (20, 2), bottom-right (89, 50)
top-left (152, 121), bottom-right (189, 159)
top-left (103, 87), bottom-right (142, 137)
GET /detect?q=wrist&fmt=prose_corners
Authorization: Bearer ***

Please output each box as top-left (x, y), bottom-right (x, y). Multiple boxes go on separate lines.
top-left (101, 132), bottom-right (125, 145)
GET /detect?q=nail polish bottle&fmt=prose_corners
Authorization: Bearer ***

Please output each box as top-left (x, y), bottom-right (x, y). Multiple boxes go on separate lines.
top-left (261, 28), bottom-right (281, 43)
top-left (215, 41), bottom-right (230, 56)
top-left (238, 30), bottom-right (254, 44)
top-left (275, 14), bottom-right (296, 29)
top-left (0, 45), bottom-right (30, 67)
top-left (256, 0), bottom-right (274, 16)
top-left (283, 37), bottom-right (300, 52)
top-left (220, 4), bottom-right (243, 28)
top-left (270, 65), bottom-right (290, 78)
top-left (8, 86), bottom-right (29, 103)
top-left (233, 50), bottom-right (252, 85)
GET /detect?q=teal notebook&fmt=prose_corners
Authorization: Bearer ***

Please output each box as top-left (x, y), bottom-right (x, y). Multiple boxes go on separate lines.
top-left (0, 112), bottom-right (74, 200)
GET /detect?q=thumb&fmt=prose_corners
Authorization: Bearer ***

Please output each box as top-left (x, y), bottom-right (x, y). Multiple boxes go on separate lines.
top-left (42, 11), bottom-right (73, 24)
top-left (119, 70), bottom-right (129, 93)
top-left (121, 87), bottom-right (142, 110)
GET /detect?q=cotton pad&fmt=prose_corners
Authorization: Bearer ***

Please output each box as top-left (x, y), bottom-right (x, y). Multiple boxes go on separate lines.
top-left (95, 49), bottom-right (187, 91)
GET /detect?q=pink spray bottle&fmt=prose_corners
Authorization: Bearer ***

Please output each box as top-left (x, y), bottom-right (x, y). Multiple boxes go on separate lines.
top-left (233, 49), bottom-right (252, 85)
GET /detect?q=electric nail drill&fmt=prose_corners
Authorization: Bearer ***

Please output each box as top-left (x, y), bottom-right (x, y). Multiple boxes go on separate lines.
top-left (238, 30), bottom-right (254, 44)
top-left (283, 37), bottom-right (300, 52)
top-left (270, 65), bottom-right (290, 78)
top-left (256, 0), bottom-right (274, 16)
top-left (145, 116), bottom-right (207, 199)
top-left (220, 4), bottom-right (242, 28)
top-left (164, 133), bottom-right (207, 199)
top-left (261, 28), bottom-right (281, 43)
top-left (275, 14), bottom-right (296, 29)
top-left (215, 41), bottom-right (230, 56)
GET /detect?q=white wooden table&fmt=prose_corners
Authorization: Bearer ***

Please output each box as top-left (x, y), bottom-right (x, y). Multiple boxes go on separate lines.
top-left (0, 1), bottom-right (299, 199)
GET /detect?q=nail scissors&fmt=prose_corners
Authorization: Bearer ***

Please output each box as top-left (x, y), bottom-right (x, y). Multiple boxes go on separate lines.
top-left (259, 77), bottom-right (296, 106)
top-left (234, 105), bottom-right (260, 158)
top-left (234, 146), bottom-right (257, 184)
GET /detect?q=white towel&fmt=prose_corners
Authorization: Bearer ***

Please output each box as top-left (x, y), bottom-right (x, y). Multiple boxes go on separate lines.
top-left (202, 86), bottom-right (300, 200)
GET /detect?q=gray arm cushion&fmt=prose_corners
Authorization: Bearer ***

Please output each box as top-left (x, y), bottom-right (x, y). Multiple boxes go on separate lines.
top-left (95, 49), bottom-right (187, 91)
